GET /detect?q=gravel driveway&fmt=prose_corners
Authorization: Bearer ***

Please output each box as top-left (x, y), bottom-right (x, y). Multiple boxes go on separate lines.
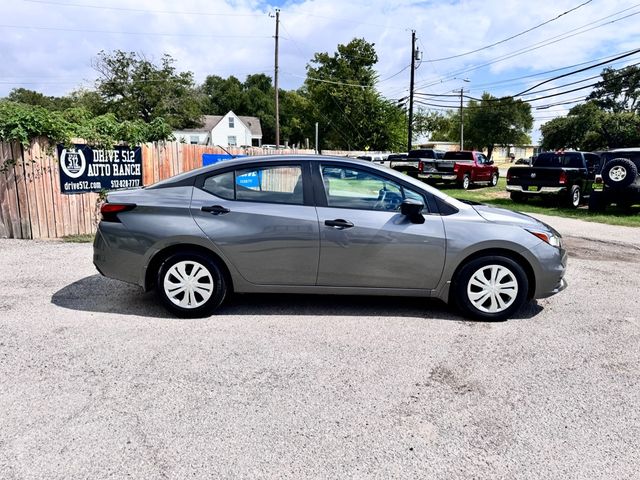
top-left (0, 215), bottom-right (638, 479)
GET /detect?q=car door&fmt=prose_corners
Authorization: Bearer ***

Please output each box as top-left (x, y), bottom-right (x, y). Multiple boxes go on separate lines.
top-left (191, 162), bottom-right (320, 286)
top-left (475, 153), bottom-right (491, 181)
top-left (313, 162), bottom-right (447, 290)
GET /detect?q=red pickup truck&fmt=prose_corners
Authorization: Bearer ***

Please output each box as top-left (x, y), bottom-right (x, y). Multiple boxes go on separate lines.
top-left (417, 150), bottom-right (499, 190)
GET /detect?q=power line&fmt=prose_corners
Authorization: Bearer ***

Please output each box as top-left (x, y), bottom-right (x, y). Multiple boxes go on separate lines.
top-left (514, 48), bottom-right (640, 96)
top-left (428, 0), bottom-right (593, 62)
top-left (0, 23), bottom-right (271, 38)
top-left (415, 4), bottom-right (640, 90)
top-left (22, 0), bottom-right (266, 17)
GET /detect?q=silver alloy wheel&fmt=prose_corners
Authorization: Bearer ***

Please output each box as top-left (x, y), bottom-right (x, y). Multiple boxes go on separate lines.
top-left (467, 264), bottom-right (518, 313)
top-left (572, 187), bottom-right (581, 207)
top-left (463, 176), bottom-right (470, 189)
top-left (491, 173), bottom-right (498, 186)
top-left (163, 260), bottom-right (214, 309)
top-left (609, 166), bottom-right (627, 182)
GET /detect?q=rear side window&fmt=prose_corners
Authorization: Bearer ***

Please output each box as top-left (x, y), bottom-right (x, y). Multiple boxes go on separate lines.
top-left (603, 152), bottom-right (640, 165)
top-left (443, 151), bottom-right (473, 161)
top-left (202, 165), bottom-right (304, 205)
top-left (408, 150), bottom-right (435, 159)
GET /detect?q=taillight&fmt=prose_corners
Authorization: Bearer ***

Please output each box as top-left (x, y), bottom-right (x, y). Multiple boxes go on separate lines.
top-left (418, 161), bottom-right (424, 172)
top-left (507, 170), bottom-right (513, 181)
top-left (100, 203), bottom-right (136, 222)
top-left (559, 171), bottom-right (567, 185)
top-left (453, 164), bottom-right (459, 172)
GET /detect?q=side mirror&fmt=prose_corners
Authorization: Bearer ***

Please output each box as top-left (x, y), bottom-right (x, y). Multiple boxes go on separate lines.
top-left (488, 159), bottom-right (494, 165)
top-left (400, 199), bottom-right (425, 224)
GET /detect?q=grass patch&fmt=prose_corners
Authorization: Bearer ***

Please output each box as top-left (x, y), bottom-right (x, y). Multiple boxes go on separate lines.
top-left (435, 178), bottom-right (640, 228)
top-left (62, 234), bottom-right (95, 243)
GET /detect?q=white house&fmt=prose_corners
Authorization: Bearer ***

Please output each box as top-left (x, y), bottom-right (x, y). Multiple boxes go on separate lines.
top-left (173, 111), bottom-right (263, 147)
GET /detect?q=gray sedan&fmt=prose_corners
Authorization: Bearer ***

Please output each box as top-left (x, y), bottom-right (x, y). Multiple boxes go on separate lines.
top-left (93, 155), bottom-right (567, 320)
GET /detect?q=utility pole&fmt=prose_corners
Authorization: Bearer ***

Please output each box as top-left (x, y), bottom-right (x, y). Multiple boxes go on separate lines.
top-left (315, 122), bottom-right (319, 154)
top-left (273, 8), bottom-right (280, 149)
top-left (408, 30), bottom-right (416, 152)
top-left (459, 87), bottom-right (464, 150)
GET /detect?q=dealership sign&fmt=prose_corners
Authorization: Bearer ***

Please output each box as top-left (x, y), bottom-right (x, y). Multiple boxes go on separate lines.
top-left (58, 144), bottom-right (143, 194)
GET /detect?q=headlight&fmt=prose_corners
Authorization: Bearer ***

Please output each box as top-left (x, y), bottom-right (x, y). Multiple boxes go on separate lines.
top-left (527, 229), bottom-right (562, 248)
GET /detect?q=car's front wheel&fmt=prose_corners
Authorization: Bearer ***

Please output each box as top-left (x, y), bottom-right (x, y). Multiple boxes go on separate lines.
top-left (453, 256), bottom-right (529, 321)
top-left (156, 251), bottom-right (227, 318)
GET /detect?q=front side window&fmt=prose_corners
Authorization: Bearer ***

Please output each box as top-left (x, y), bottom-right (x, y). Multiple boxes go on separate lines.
top-left (320, 165), bottom-right (425, 212)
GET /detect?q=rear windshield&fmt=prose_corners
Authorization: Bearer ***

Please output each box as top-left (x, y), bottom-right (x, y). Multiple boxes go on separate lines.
top-left (388, 154), bottom-right (407, 161)
top-left (408, 150), bottom-right (435, 158)
top-left (533, 152), bottom-right (583, 168)
top-left (443, 151), bottom-right (474, 161)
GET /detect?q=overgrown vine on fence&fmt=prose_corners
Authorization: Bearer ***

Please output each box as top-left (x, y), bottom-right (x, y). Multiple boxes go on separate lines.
top-left (0, 101), bottom-right (174, 171)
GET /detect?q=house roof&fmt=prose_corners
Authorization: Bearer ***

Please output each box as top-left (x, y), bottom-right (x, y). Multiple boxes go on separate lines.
top-left (177, 114), bottom-right (263, 137)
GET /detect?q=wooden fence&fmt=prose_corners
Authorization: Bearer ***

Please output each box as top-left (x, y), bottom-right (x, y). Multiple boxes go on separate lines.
top-left (0, 139), bottom-right (314, 239)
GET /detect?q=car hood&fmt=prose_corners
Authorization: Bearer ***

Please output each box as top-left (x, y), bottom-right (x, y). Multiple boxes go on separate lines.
top-left (470, 203), bottom-right (553, 231)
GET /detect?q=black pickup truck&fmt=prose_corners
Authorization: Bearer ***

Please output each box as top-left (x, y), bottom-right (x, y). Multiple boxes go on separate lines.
top-left (387, 149), bottom-right (444, 177)
top-left (506, 151), bottom-right (601, 208)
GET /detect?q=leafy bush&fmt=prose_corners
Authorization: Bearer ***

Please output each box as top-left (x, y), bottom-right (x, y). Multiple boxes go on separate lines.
top-left (0, 100), bottom-right (174, 147)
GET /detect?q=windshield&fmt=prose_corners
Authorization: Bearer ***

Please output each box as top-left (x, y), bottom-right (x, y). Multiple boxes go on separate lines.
top-left (443, 151), bottom-right (474, 161)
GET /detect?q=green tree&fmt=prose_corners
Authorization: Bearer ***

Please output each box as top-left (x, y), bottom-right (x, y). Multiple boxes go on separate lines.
top-left (587, 65), bottom-right (640, 113)
top-left (93, 50), bottom-right (202, 128)
top-left (540, 101), bottom-right (640, 150)
top-left (412, 109), bottom-right (456, 141)
top-left (464, 93), bottom-right (533, 158)
top-left (304, 38), bottom-right (406, 150)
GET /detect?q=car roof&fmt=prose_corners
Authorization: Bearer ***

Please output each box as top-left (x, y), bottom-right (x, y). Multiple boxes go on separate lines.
top-left (609, 147), bottom-right (640, 152)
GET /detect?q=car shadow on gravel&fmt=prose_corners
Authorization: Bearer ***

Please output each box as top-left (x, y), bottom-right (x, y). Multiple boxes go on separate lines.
top-left (51, 274), bottom-right (543, 322)
top-left (51, 274), bottom-right (171, 319)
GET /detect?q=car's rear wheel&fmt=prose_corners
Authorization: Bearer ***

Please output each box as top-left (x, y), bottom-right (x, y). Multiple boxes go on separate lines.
top-left (461, 174), bottom-right (471, 190)
top-left (566, 185), bottom-right (581, 208)
top-left (602, 158), bottom-right (637, 189)
top-left (588, 191), bottom-right (607, 212)
top-left (490, 172), bottom-right (499, 187)
top-left (453, 256), bottom-right (529, 321)
top-left (156, 251), bottom-right (227, 318)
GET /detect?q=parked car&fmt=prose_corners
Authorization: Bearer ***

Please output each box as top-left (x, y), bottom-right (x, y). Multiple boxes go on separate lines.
top-left (94, 155), bottom-right (567, 321)
top-left (417, 150), bottom-right (499, 189)
top-left (588, 148), bottom-right (640, 212)
top-left (506, 151), bottom-right (601, 208)
top-left (388, 149), bottom-right (444, 177)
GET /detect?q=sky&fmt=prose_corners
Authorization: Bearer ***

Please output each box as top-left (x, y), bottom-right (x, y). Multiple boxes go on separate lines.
top-left (1, 0), bottom-right (639, 142)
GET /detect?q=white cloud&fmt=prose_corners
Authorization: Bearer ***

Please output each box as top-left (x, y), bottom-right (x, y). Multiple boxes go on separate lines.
top-left (1, 0), bottom-right (639, 140)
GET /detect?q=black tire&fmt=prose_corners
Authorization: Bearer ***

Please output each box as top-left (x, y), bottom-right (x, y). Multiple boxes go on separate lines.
top-left (510, 192), bottom-right (527, 203)
top-left (460, 174), bottom-right (471, 190)
top-left (490, 172), bottom-right (499, 187)
top-left (156, 251), bottom-right (227, 318)
top-left (602, 158), bottom-right (637, 189)
top-left (452, 256), bottom-right (529, 321)
top-left (565, 185), bottom-right (581, 209)
top-left (588, 191), bottom-right (607, 212)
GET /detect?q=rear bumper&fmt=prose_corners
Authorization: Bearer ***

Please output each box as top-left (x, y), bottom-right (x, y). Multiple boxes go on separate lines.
top-left (418, 173), bottom-right (458, 181)
top-left (93, 224), bottom-right (145, 287)
top-left (507, 185), bottom-right (567, 194)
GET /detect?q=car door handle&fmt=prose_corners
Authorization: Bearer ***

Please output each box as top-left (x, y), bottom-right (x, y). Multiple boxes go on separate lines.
top-left (201, 205), bottom-right (230, 215)
top-left (324, 219), bottom-right (354, 229)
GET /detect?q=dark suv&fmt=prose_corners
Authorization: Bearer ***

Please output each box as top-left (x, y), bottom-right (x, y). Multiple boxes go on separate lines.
top-left (589, 148), bottom-right (640, 211)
